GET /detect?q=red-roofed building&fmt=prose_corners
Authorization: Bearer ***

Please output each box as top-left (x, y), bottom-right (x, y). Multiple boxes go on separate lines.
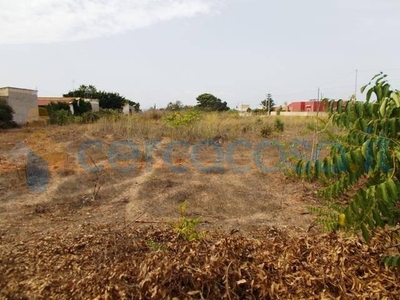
top-left (288, 100), bottom-right (328, 112)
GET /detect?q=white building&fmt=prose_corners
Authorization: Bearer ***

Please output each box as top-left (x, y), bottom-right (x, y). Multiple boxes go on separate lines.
top-left (0, 87), bottom-right (39, 125)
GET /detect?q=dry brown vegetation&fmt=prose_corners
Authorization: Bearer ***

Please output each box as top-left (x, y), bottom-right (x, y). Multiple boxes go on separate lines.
top-left (0, 112), bottom-right (398, 299)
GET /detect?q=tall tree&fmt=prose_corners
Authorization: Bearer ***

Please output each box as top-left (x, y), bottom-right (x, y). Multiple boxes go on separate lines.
top-left (260, 94), bottom-right (275, 114)
top-left (196, 93), bottom-right (229, 111)
top-left (64, 85), bottom-right (140, 111)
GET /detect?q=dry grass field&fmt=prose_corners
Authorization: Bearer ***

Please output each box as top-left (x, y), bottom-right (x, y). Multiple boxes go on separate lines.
top-left (0, 112), bottom-right (398, 299)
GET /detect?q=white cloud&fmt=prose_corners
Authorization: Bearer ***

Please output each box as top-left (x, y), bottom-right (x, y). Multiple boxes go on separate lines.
top-left (0, 0), bottom-right (221, 44)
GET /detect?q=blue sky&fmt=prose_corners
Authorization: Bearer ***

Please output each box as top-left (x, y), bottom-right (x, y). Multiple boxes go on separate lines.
top-left (0, 0), bottom-right (399, 109)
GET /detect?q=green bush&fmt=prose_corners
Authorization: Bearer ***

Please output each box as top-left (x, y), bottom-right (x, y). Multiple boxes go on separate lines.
top-left (274, 118), bottom-right (284, 132)
top-left (0, 98), bottom-right (17, 129)
top-left (78, 111), bottom-right (100, 124)
top-left (71, 98), bottom-right (92, 116)
top-left (164, 110), bottom-right (201, 128)
top-left (46, 101), bottom-right (70, 113)
top-left (172, 201), bottom-right (204, 241)
top-left (48, 109), bottom-right (73, 125)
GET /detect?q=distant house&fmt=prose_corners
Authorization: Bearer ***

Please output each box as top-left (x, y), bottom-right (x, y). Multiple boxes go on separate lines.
top-left (281, 104), bottom-right (290, 112)
top-left (238, 104), bottom-right (250, 113)
top-left (122, 102), bottom-right (139, 114)
top-left (0, 86), bottom-right (39, 125)
top-left (38, 97), bottom-right (100, 114)
top-left (288, 100), bottom-right (328, 113)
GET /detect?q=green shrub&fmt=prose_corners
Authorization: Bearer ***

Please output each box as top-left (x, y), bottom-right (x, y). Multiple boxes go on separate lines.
top-left (274, 118), bottom-right (284, 132)
top-left (164, 110), bottom-right (201, 128)
top-left (78, 111), bottom-right (100, 124)
top-left (98, 108), bottom-right (121, 121)
top-left (172, 201), bottom-right (204, 242)
top-left (0, 98), bottom-right (17, 129)
top-left (48, 109), bottom-right (73, 125)
top-left (71, 98), bottom-right (92, 116)
top-left (46, 101), bottom-right (70, 113)
top-left (297, 73), bottom-right (400, 268)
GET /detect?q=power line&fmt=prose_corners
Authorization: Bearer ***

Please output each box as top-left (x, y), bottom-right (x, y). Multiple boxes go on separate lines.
top-left (323, 84), bottom-right (355, 90)
top-left (357, 68), bottom-right (400, 72)
top-left (317, 70), bottom-right (356, 87)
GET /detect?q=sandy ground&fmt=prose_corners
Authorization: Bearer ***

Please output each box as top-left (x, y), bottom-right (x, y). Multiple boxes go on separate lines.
top-left (0, 125), bottom-right (322, 250)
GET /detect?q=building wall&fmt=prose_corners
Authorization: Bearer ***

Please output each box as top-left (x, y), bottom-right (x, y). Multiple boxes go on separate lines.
top-left (272, 111), bottom-right (329, 117)
top-left (288, 102), bottom-right (304, 112)
top-left (89, 99), bottom-right (99, 112)
top-left (0, 87), bottom-right (39, 124)
top-left (239, 104), bottom-right (250, 113)
top-left (288, 101), bottom-right (328, 112)
top-left (122, 103), bottom-right (136, 114)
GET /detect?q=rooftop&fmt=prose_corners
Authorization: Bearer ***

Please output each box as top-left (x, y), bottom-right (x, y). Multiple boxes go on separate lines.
top-left (37, 97), bottom-right (75, 106)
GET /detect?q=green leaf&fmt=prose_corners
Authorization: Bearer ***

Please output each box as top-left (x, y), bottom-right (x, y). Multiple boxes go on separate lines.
top-left (323, 157), bottom-right (332, 179)
top-left (375, 85), bottom-right (383, 102)
top-left (360, 83), bottom-right (369, 94)
top-left (355, 102), bottom-right (363, 118)
top-left (392, 92), bottom-right (400, 108)
top-left (389, 256), bottom-right (400, 268)
top-left (333, 154), bottom-right (343, 173)
top-left (305, 161), bottom-right (312, 179)
top-left (337, 100), bottom-right (343, 113)
top-left (350, 201), bottom-right (359, 216)
top-left (372, 209), bottom-right (384, 227)
top-left (371, 72), bottom-right (383, 81)
top-left (356, 193), bottom-right (367, 211)
top-left (366, 215), bottom-right (375, 229)
top-left (379, 98), bottom-right (387, 116)
top-left (296, 160), bottom-right (303, 176)
top-left (361, 140), bottom-right (371, 159)
top-left (378, 183), bottom-right (389, 203)
top-left (383, 255), bottom-right (400, 269)
top-left (361, 223), bottom-right (370, 242)
top-left (366, 88), bottom-right (374, 102)
top-left (385, 179), bottom-right (398, 200)
top-left (360, 118), bottom-right (367, 132)
top-left (382, 83), bottom-right (391, 98)
top-left (315, 160), bottom-right (322, 178)
top-left (389, 118), bottom-right (397, 138)
top-left (377, 200), bottom-right (390, 218)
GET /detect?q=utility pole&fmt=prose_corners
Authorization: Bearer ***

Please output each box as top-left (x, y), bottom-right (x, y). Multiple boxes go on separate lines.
top-left (316, 87), bottom-right (320, 118)
top-left (354, 69), bottom-right (358, 103)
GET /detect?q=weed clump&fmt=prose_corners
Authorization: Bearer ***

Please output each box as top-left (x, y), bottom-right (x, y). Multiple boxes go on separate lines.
top-left (274, 118), bottom-right (284, 132)
top-left (172, 200), bottom-right (204, 241)
top-left (260, 125), bottom-right (273, 138)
